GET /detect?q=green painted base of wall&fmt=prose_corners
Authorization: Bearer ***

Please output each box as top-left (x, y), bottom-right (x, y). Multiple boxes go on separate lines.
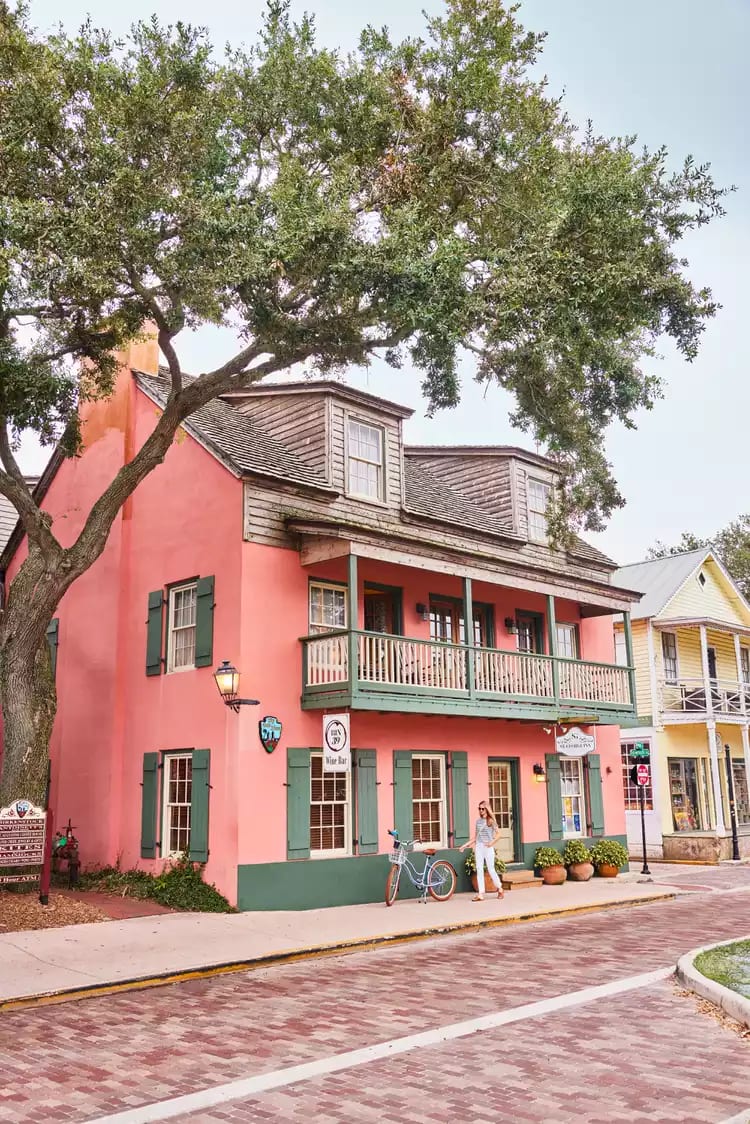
top-left (237, 834), bottom-right (629, 910)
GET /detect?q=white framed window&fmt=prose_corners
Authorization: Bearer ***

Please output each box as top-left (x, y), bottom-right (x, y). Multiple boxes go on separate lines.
top-left (614, 629), bottom-right (628, 667)
top-left (620, 741), bottom-right (654, 811)
top-left (527, 479), bottom-right (552, 542)
top-left (310, 753), bottom-right (351, 856)
top-left (162, 753), bottom-right (192, 857)
top-left (556, 623), bottom-right (579, 660)
top-left (411, 754), bottom-right (447, 847)
top-left (561, 757), bottom-right (586, 837)
top-left (167, 583), bottom-right (197, 672)
top-left (309, 582), bottom-right (347, 634)
top-left (347, 418), bottom-right (384, 501)
top-left (661, 631), bottom-right (678, 684)
top-left (740, 647), bottom-right (750, 684)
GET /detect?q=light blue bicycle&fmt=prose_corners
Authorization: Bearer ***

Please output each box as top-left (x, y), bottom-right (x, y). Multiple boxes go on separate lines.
top-left (385, 829), bottom-right (457, 905)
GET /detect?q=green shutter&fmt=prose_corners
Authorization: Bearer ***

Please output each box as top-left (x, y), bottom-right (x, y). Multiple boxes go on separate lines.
top-left (450, 751), bottom-right (470, 846)
top-left (545, 753), bottom-right (564, 840)
top-left (393, 751), bottom-right (413, 841)
top-left (287, 748), bottom-right (311, 859)
top-left (189, 749), bottom-right (211, 862)
top-left (146, 590), bottom-right (164, 676)
top-left (586, 753), bottom-right (605, 837)
top-left (194, 576), bottom-right (215, 668)
top-left (140, 753), bottom-right (160, 858)
top-left (46, 618), bottom-right (59, 681)
top-left (355, 750), bottom-right (378, 854)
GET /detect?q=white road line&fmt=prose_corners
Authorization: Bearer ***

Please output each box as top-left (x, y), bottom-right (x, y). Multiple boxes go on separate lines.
top-left (719, 1111), bottom-right (750, 1124)
top-left (83, 966), bottom-right (672, 1124)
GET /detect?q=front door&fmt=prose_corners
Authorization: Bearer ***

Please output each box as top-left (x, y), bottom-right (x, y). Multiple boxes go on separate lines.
top-left (488, 761), bottom-right (516, 862)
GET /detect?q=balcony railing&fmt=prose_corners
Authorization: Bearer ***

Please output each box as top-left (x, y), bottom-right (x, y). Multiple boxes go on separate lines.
top-left (302, 630), bottom-right (633, 714)
top-left (659, 676), bottom-right (750, 717)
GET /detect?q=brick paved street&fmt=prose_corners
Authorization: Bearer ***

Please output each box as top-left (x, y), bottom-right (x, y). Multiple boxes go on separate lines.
top-left (2, 866), bottom-right (750, 1123)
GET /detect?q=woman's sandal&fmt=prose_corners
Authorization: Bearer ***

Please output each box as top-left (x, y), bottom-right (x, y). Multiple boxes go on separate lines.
top-left (471, 895), bottom-right (484, 902)
top-left (497, 890), bottom-right (504, 899)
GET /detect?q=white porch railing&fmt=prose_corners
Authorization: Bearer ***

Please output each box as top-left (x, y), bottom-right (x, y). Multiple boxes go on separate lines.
top-left (303, 631), bottom-right (633, 710)
top-left (659, 676), bottom-right (749, 716)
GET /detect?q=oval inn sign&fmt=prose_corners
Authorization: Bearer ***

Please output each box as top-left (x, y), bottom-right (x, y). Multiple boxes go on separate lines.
top-left (555, 726), bottom-right (596, 756)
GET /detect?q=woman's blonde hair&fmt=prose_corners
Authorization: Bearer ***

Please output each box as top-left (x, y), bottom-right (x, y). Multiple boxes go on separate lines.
top-left (479, 800), bottom-right (497, 828)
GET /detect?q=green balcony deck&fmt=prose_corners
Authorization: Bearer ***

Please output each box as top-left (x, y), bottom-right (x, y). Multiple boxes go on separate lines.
top-left (300, 630), bottom-right (636, 724)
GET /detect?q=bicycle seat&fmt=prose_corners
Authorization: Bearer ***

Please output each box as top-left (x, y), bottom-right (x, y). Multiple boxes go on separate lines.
top-left (422, 848), bottom-right (437, 856)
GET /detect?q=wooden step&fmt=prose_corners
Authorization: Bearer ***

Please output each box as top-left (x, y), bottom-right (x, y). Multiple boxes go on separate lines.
top-left (502, 870), bottom-right (543, 890)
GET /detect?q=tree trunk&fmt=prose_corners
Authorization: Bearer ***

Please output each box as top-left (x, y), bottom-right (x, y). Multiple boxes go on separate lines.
top-left (0, 637), bottom-right (56, 808)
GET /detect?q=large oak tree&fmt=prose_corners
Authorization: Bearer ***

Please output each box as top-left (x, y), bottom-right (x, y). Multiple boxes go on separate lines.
top-left (0, 0), bottom-right (727, 802)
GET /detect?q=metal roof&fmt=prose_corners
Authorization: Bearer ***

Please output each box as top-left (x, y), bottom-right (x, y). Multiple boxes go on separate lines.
top-left (611, 548), bottom-right (712, 620)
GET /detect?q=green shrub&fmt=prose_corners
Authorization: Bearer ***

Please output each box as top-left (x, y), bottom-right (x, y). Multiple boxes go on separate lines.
top-left (562, 839), bottom-right (592, 866)
top-left (464, 848), bottom-right (506, 878)
top-left (75, 855), bottom-right (234, 912)
top-left (534, 846), bottom-right (564, 869)
top-left (589, 839), bottom-right (629, 869)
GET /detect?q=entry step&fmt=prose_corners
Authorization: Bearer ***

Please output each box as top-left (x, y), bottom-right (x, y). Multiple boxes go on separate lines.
top-left (502, 870), bottom-right (543, 890)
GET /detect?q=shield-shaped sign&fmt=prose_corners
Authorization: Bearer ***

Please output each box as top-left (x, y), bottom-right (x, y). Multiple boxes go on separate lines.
top-left (259, 716), bottom-right (282, 753)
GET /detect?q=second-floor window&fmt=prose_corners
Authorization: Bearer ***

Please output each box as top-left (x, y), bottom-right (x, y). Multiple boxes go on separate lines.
top-left (741, 647), bottom-right (750, 684)
top-left (309, 582), bottom-right (347, 634)
top-left (347, 419), bottom-right (384, 500)
top-left (556, 623), bottom-right (579, 660)
top-left (661, 631), bottom-right (678, 683)
top-left (614, 629), bottom-right (628, 667)
top-left (527, 479), bottom-right (552, 542)
top-left (167, 583), bottom-right (197, 672)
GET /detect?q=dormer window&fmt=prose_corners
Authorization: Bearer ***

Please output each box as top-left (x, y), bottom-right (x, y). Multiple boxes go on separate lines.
top-left (347, 418), bottom-right (384, 501)
top-left (527, 479), bottom-right (552, 542)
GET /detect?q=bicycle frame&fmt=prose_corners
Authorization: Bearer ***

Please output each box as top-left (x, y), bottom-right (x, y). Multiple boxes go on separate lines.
top-left (398, 850), bottom-right (439, 900)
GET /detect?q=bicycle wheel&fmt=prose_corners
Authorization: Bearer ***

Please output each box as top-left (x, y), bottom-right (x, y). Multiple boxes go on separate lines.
top-left (428, 860), bottom-right (457, 902)
top-left (385, 863), bottom-right (401, 906)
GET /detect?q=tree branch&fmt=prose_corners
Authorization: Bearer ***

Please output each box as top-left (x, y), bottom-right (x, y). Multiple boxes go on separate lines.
top-left (0, 419), bottom-right (60, 560)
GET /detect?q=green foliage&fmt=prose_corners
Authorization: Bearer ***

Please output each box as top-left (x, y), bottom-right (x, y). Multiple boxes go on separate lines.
top-left (648, 517), bottom-right (750, 602)
top-left (562, 838), bottom-right (592, 866)
top-left (589, 839), bottom-right (629, 869)
top-left (533, 845), bottom-right (564, 869)
top-left (464, 847), bottom-right (506, 877)
top-left (76, 856), bottom-right (234, 912)
top-left (0, 0), bottom-right (728, 533)
top-left (694, 940), bottom-right (750, 998)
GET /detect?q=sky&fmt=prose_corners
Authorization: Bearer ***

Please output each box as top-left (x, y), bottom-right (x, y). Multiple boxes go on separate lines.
top-left (17, 0), bottom-right (750, 564)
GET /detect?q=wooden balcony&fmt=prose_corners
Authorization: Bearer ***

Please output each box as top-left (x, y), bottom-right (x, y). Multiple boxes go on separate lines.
top-left (301, 630), bottom-right (635, 722)
top-left (659, 677), bottom-right (750, 722)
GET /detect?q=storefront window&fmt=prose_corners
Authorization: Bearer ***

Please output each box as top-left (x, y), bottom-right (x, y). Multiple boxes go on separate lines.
top-left (668, 758), bottom-right (702, 832)
top-left (620, 741), bottom-right (654, 810)
top-left (732, 761), bottom-right (750, 826)
top-left (561, 757), bottom-right (585, 837)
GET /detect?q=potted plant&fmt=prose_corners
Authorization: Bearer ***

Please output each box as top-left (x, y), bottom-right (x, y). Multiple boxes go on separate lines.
top-left (534, 846), bottom-right (567, 885)
top-left (464, 848), bottom-right (506, 893)
top-left (562, 839), bottom-right (594, 882)
top-left (589, 839), bottom-right (629, 877)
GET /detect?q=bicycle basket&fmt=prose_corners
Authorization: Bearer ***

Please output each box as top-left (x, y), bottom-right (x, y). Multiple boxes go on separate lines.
top-left (388, 849), bottom-right (406, 865)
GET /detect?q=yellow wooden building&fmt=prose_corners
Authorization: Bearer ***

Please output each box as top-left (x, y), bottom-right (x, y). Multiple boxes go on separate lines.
top-left (612, 548), bottom-right (750, 861)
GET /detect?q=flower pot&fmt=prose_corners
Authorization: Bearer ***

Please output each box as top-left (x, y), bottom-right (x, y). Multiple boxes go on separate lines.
top-left (596, 863), bottom-right (619, 878)
top-left (540, 864), bottom-right (567, 885)
top-left (470, 872), bottom-right (501, 893)
top-left (567, 861), bottom-right (594, 882)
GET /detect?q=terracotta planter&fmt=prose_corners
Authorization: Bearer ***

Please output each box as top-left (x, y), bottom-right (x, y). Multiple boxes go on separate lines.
top-left (596, 863), bottom-right (619, 878)
top-left (470, 871), bottom-right (502, 893)
top-left (540, 864), bottom-right (567, 885)
top-left (567, 861), bottom-right (594, 882)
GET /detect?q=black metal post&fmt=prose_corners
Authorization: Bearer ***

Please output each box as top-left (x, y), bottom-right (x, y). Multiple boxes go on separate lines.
top-left (724, 744), bottom-right (741, 862)
top-left (639, 783), bottom-right (651, 875)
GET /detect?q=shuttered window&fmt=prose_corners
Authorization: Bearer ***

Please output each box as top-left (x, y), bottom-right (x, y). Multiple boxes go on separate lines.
top-left (140, 750), bottom-right (211, 863)
top-left (310, 753), bottom-right (350, 856)
top-left (168, 584), bottom-right (197, 672)
top-left (162, 753), bottom-right (193, 856)
top-left (147, 576), bottom-right (214, 676)
top-left (286, 748), bottom-right (378, 859)
top-left (411, 754), bottom-right (447, 847)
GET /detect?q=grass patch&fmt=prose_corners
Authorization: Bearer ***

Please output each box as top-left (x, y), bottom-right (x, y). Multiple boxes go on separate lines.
top-left (694, 940), bottom-right (750, 997)
top-left (69, 856), bottom-right (235, 913)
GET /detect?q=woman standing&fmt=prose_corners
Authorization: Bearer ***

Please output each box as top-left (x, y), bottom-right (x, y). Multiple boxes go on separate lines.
top-left (460, 800), bottom-right (504, 901)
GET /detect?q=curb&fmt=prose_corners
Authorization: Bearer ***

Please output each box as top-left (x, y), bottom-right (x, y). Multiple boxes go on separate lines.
top-left (676, 936), bottom-right (750, 1029)
top-left (0, 890), bottom-right (676, 1013)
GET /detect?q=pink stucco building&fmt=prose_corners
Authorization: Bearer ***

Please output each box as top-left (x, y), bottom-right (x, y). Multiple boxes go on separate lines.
top-left (1, 340), bottom-right (641, 908)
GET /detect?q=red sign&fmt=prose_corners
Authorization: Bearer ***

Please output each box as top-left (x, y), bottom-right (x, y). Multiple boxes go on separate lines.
top-left (635, 764), bottom-right (650, 787)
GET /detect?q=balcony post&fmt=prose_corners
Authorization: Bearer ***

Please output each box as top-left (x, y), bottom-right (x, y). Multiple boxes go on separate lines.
top-left (347, 552), bottom-right (358, 698)
top-left (699, 624), bottom-right (714, 719)
top-left (546, 595), bottom-right (559, 705)
top-left (462, 576), bottom-right (475, 697)
top-left (623, 611), bottom-right (637, 713)
top-left (706, 720), bottom-right (726, 833)
top-left (733, 633), bottom-right (747, 715)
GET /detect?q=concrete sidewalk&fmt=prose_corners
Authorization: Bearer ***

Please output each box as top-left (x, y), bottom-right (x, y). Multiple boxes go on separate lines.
top-left (0, 876), bottom-right (678, 1007)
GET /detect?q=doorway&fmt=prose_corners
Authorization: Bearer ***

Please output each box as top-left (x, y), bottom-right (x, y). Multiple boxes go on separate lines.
top-left (487, 759), bottom-right (519, 863)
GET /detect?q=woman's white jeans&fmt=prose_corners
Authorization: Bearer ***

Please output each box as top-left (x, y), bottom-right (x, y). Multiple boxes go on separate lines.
top-left (475, 842), bottom-right (503, 895)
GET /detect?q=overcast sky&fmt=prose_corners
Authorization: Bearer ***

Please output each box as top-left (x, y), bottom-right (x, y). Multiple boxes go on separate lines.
top-left (18, 0), bottom-right (749, 564)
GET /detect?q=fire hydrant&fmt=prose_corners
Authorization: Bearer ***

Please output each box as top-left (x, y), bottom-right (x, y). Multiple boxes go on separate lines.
top-left (52, 820), bottom-right (81, 886)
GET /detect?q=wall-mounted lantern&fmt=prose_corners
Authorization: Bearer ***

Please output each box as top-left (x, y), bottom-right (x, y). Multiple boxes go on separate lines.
top-left (213, 660), bottom-right (260, 714)
top-left (533, 763), bottom-right (546, 783)
top-left (415, 603), bottom-right (430, 622)
top-left (504, 617), bottom-right (519, 635)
